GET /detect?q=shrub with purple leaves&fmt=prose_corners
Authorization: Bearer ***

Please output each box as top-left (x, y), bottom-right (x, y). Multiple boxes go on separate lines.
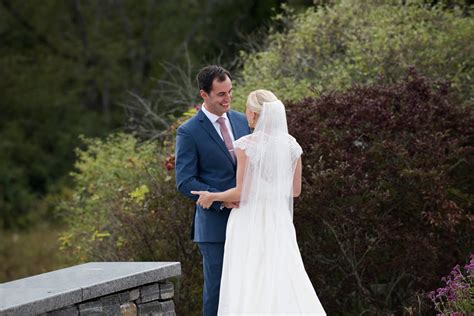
top-left (428, 254), bottom-right (474, 315)
top-left (286, 68), bottom-right (473, 314)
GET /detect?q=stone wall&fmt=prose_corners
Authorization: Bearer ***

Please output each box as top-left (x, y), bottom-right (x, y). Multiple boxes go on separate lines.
top-left (0, 262), bottom-right (181, 316)
top-left (44, 281), bottom-right (176, 316)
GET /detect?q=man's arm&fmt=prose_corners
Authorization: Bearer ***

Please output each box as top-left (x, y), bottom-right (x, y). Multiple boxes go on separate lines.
top-left (175, 125), bottom-right (223, 211)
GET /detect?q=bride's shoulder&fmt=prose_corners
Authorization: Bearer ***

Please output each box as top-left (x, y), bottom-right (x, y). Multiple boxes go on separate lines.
top-left (233, 134), bottom-right (255, 149)
top-left (287, 134), bottom-right (300, 145)
top-left (287, 134), bottom-right (297, 142)
top-left (288, 134), bottom-right (303, 156)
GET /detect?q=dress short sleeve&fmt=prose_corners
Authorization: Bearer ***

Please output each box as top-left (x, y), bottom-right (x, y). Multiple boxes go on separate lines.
top-left (233, 135), bottom-right (257, 160)
top-left (290, 136), bottom-right (303, 162)
top-left (233, 136), bottom-right (249, 151)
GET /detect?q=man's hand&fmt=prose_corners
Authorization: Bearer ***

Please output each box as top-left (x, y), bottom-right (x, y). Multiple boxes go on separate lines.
top-left (223, 201), bottom-right (240, 209)
top-left (191, 191), bottom-right (215, 209)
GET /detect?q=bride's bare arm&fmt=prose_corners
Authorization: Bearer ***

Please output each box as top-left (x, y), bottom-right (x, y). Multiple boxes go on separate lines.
top-left (191, 148), bottom-right (247, 209)
top-left (293, 157), bottom-right (302, 197)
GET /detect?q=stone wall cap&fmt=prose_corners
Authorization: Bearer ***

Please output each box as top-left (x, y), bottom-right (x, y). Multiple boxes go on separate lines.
top-left (0, 261), bottom-right (181, 315)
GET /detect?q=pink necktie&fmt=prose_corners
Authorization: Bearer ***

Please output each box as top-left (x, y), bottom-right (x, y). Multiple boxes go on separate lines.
top-left (217, 117), bottom-right (236, 162)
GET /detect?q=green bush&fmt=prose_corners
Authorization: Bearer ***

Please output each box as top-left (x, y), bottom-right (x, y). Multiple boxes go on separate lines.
top-left (286, 69), bottom-right (473, 314)
top-left (59, 133), bottom-right (202, 315)
top-left (233, 0), bottom-right (473, 109)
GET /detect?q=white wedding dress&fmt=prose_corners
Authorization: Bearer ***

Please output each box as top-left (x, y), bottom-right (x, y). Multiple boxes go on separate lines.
top-left (218, 101), bottom-right (326, 315)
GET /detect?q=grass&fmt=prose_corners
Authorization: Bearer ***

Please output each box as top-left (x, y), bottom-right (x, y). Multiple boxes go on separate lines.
top-left (0, 223), bottom-right (78, 283)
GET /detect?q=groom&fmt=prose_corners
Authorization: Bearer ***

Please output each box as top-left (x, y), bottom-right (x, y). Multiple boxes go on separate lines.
top-left (175, 65), bottom-right (251, 315)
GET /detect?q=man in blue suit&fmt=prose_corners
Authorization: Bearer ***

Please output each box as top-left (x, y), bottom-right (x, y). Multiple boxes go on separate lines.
top-left (175, 65), bottom-right (251, 315)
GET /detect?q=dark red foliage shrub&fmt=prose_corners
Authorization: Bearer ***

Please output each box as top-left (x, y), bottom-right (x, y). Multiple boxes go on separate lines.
top-left (286, 68), bottom-right (473, 315)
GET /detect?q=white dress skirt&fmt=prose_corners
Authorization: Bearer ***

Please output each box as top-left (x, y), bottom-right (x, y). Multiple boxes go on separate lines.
top-left (217, 191), bottom-right (327, 315)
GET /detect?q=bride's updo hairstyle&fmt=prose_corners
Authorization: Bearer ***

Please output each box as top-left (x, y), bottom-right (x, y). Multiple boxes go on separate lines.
top-left (246, 89), bottom-right (278, 113)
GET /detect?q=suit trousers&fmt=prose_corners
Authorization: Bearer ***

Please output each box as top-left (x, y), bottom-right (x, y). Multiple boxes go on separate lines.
top-left (197, 242), bottom-right (225, 316)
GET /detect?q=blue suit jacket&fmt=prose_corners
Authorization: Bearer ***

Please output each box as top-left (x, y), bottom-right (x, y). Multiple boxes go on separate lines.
top-left (175, 109), bottom-right (251, 242)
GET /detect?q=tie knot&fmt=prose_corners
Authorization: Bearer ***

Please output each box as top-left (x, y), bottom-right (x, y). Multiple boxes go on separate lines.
top-left (217, 117), bottom-right (226, 125)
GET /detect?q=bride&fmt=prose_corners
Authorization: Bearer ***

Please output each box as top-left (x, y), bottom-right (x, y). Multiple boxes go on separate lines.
top-left (192, 90), bottom-right (326, 315)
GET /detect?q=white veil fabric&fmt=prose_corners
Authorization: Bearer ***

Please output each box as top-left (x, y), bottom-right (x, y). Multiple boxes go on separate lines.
top-left (235, 100), bottom-right (301, 219)
top-left (217, 100), bottom-right (326, 314)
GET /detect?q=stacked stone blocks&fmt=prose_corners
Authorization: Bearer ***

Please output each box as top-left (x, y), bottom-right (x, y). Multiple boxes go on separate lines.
top-left (45, 281), bottom-right (175, 316)
top-left (0, 262), bottom-right (181, 316)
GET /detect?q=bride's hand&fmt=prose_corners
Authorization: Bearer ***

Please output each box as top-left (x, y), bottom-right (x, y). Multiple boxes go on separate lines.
top-left (191, 191), bottom-right (215, 209)
top-left (223, 201), bottom-right (240, 209)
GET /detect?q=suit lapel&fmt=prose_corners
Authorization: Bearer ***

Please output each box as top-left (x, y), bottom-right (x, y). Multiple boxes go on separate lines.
top-left (227, 110), bottom-right (248, 140)
top-left (227, 111), bottom-right (239, 140)
top-left (198, 110), bottom-right (236, 165)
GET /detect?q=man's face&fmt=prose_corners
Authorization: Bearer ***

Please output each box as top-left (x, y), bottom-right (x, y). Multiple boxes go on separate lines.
top-left (201, 76), bottom-right (232, 116)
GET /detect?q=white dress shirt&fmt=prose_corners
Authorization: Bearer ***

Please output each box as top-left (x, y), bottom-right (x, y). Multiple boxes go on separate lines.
top-left (201, 104), bottom-right (236, 142)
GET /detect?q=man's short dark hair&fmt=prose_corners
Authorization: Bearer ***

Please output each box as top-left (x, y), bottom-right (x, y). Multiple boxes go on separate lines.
top-left (196, 65), bottom-right (231, 94)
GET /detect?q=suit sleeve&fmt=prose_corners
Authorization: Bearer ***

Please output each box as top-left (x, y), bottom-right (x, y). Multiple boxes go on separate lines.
top-left (175, 125), bottom-right (223, 211)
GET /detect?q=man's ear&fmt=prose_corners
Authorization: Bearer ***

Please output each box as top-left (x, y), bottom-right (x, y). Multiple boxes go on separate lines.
top-left (199, 90), bottom-right (208, 99)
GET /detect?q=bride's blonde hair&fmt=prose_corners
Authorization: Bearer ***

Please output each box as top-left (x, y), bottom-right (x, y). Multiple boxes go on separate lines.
top-left (246, 90), bottom-right (278, 113)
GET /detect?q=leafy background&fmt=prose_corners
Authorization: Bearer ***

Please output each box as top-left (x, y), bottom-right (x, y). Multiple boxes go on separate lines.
top-left (1, 0), bottom-right (472, 315)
